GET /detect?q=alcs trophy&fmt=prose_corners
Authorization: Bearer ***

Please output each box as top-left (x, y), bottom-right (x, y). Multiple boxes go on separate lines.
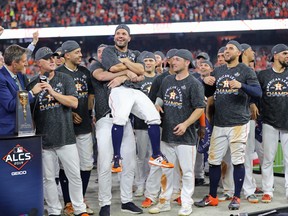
top-left (16, 90), bottom-right (35, 136)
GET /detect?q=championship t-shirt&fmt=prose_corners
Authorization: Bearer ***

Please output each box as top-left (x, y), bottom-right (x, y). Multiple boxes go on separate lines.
top-left (257, 67), bottom-right (288, 130)
top-left (89, 60), bottom-right (111, 122)
top-left (27, 72), bottom-right (77, 149)
top-left (158, 74), bottom-right (206, 145)
top-left (101, 45), bottom-right (144, 89)
top-left (206, 63), bottom-right (260, 127)
top-left (56, 65), bottom-right (93, 135)
top-left (133, 75), bottom-right (157, 130)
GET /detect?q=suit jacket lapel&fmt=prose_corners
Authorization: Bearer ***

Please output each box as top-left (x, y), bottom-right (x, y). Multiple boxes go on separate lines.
top-left (1, 66), bottom-right (20, 91)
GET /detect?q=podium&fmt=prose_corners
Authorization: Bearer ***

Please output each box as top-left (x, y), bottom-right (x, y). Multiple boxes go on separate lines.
top-left (0, 135), bottom-right (43, 216)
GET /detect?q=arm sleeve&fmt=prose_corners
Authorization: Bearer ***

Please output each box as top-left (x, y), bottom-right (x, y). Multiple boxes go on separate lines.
top-left (241, 83), bottom-right (262, 98)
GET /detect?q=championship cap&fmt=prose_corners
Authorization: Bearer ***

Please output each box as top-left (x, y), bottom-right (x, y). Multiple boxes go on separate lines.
top-left (201, 60), bottom-right (213, 69)
top-left (166, 49), bottom-right (178, 59)
top-left (241, 43), bottom-right (251, 52)
top-left (61, 40), bottom-right (80, 55)
top-left (154, 51), bottom-right (165, 60)
top-left (196, 52), bottom-right (210, 61)
top-left (142, 51), bottom-right (156, 61)
top-left (217, 47), bottom-right (226, 54)
top-left (35, 47), bottom-right (59, 61)
top-left (227, 40), bottom-right (242, 51)
top-left (173, 49), bottom-right (195, 68)
top-left (115, 24), bottom-right (130, 35)
top-left (271, 44), bottom-right (288, 62)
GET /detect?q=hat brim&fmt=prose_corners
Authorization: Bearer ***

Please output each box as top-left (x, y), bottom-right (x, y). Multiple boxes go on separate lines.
top-left (42, 53), bottom-right (59, 60)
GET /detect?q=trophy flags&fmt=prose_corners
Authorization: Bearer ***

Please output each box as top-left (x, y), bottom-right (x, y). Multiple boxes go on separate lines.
top-left (16, 90), bottom-right (35, 136)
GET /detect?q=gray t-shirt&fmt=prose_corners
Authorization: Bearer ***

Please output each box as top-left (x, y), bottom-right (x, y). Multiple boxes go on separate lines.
top-left (89, 60), bottom-right (111, 121)
top-left (56, 65), bottom-right (93, 135)
top-left (207, 63), bottom-right (260, 127)
top-left (134, 75), bottom-right (157, 130)
top-left (101, 45), bottom-right (144, 89)
top-left (158, 74), bottom-right (206, 145)
top-left (27, 72), bottom-right (78, 149)
top-left (258, 67), bottom-right (288, 130)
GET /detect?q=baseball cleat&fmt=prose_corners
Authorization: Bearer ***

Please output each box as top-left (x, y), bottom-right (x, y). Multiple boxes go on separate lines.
top-left (149, 154), bottom-right (174, 168)
top-left (194, 195), bottom-right (218, 207)
top-left (228, 196), bottom-right (240, 210)
top-left (111, 155), bottom-right (122, 173)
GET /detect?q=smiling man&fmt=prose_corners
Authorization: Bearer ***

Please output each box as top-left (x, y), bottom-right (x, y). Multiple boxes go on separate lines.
top-left (194, 40), bottom-right (262, 211)
top-left (27, 47), bottom-right (89, 216)
top-left (56, 40), bottom-right (95, 215)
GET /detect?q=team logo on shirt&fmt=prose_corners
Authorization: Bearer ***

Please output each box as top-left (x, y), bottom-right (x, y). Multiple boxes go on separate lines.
top-left (163, 86), bottom-right (183, 109)
top-left (38, 85), bottom-right (62, 111)
top-left (215, 75), bottom-right (239, 95)
top-left (74, 77), bottom-right (88, 98)
top-left (266, 78), bottom-right (288, 97)
top-left (140, 81), bottom-right (152, 95)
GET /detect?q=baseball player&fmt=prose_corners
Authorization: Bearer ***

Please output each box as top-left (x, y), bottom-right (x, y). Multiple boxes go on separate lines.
top-left (101, 24), bottom-right (174, 172)
top-left (257, 44), bottom-right (288, 203)
top-left (240, 43), bottom-right (263, 204)
top-left (154, 51), bottom-right (165, 74)
top-left (149, 49), bottom-right (205, 216)
top-left (56, 40), bottom-right (94, 215)
top-left (133, 52), bottom-right (158, 197)
top-left (90, 44), bottom-right (143, 215)
top-left (27, 47), bottom-right (88, 216)
top-left (194, 40), bottom-right (262, 210)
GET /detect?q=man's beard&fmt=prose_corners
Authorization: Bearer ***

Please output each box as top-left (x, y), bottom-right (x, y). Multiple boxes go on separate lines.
top-left (280, 60), bottom-right (288, 68)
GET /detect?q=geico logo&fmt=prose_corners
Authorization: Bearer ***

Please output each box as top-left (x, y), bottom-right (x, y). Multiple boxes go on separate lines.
top-left (11, 170), bottom-right (27, 176)
top-left (5, 153), bottom-right (31, 162)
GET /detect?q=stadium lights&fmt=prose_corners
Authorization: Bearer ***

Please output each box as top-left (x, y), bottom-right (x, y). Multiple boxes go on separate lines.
top-left (0, 19), bottom-right (287, 40)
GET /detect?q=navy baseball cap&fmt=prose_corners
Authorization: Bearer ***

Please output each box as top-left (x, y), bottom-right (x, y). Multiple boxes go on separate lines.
top-left (227, 40), bottom-right (242, 51)
top-left (166, 49), bottom-right (178, 59)
top-left (115, 24), bottom-right (130, 35)
top-left (201, 60), bottom-right (213, 69)
top-left (154, 51), bottom-right (165, 60)
top-left (271, 44), bottom-right (288, 62)
top-left (173, 49), bottom-right (195, 68)
top-left (35, 47), bottom-right (59, 61)
top-left (217, 46), bottom-right (226, 54)
top-left (61, 40), bottom-right (80, 55)
top-left (241, 43), bottom-right (251, 52)
top-left (197, 52), bottom-right (210, 61)
top-left (142, 52), bottom-right (156, 61)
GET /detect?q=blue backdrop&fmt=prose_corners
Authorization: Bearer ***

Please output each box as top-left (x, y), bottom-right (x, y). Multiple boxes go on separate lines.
top-left (0, 135), bottom-right (43, 216)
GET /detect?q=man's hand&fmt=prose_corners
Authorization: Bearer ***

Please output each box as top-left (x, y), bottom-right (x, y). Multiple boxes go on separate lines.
top-left (229, 79), bottom-right (242, 89)
top-left (72, 112), bottom-right (82, 124)
top-left (131, 75), bottom-right (145, 82)
top-left (32, 31), bottom-right (39, 45)
top-left (31, 83), bottom-right (45, 95)
top-left (197, 126), bottom-right (206, 139)
top-left (203, 76), bottom-right (216, 86)
top-left (0, 26), bottom-right (4, 36)
top-left (155, 104), bottom-right (164, 113)
top-left (119, 57), bottom-right (131, 64)
top-left (107, 76), bottom-right (126, 88)
top-left (126, 70), bottom-right (138, 81)
top-left (173, 123), bottom-right (188, 136)
top-left (250, 103), bottom-right (259, 120)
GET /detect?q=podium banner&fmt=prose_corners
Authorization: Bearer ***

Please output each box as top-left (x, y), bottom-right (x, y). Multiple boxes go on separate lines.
top-left (0, 136), bottom-right (43, 216)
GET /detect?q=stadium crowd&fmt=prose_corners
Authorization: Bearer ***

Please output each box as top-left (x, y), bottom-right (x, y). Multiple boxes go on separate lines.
top-left (0, 0), bottom-right (287, 28)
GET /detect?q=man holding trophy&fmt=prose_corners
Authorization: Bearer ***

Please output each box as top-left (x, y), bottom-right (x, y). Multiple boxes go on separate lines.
top-left (26, 46), bottom-right (89, 216)
top-left (0, 44), bottom-right (42, 135)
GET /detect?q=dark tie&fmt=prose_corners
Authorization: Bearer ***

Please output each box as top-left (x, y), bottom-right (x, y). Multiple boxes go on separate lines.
top-left (13, 75), bottom-right (23, 90)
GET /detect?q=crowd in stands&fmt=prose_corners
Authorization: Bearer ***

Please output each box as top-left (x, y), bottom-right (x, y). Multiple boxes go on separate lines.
top-left (0, 0), bottom-right (287, 29)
